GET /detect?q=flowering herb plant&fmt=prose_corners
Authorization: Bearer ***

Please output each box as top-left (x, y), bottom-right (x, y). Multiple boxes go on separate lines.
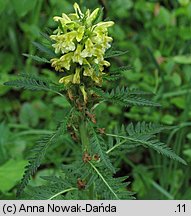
top-left (4, 3), bottom-right (186, 200)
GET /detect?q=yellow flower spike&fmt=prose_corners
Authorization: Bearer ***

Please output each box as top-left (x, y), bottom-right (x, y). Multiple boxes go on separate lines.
top-left (81, 38), bottom-right (94, 58)
top-left (59, 74), bottom-right (74, 85)
top-left (68, 13), bottom-right (79, 21)
top-left (86, 8), bottom-right (100, 26)
top-left (60, 53), bottom-right (73, 70)
top-left (99, 65), bottom-right (104, 72)
top-left (101, 60), bottom-right (111, 67)
top-left (66, 31), bottom-right (77, 40)
top-left (50, 4), bottom-right (114, 86)
top-left (103, 37), bottom-right (113, 49)
top-left (51, 58), bottom-right (64, 72)
top-left (51, 41), bottom-right (64, 54)
top-left (93, 48), bottom-right (104, 63)
top-left (80, 85), bottom-right (88, 104)
top-left (53, 13), bottom-right (71, 23)
top-left (84, 65), bottom-right (103, 85)
top-left (83, 66), bottom-right (93, 77)
top-left (94, 21), bottom-right (114, 29)
top-left (73, 3), bottom-right (84, 18)
top-left (51, 31), bottom-right (77, 54)
top-left (85, 9), bottom-right (90, 18)
top-left (82, 58), bottom-right (91, 67)
top-left (98, 60), bottom-right (110, 72)
top-left (73, 67), bottom-right (81, 84)
top-left (62, 13), bottom-right (71, 21)
top-left (91, 73), bottom-right (102, 85)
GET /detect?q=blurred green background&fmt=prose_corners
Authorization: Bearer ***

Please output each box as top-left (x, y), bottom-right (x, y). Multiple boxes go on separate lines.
top-left (0, 0), bottom-right (191, 199)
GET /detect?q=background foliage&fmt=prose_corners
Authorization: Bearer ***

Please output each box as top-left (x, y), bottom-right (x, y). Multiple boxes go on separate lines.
top-left (0, 0), bottom-right (191, 199)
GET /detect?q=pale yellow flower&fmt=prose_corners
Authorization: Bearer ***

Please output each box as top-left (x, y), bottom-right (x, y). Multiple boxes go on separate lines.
top-left (91, 73), bottom-right (103, 85)
top-left (53, 13), bottom-right (71, 23)
top-left (59, 74), bottom-right (74, 84)
top-left (60, 53), bottom-right (73, 70)
top-left (83, 66), bottom-right (94, 77)
top-left (81, 39), bottom-right (94, 58)
top-left (73, 67), bottom-right (81, 84)
top-left (51, 53), bottom-right (73, 71)
top-left (80, 85), bottom-right (88, 104)
top-left (59, 68), bottom-right (81, 85)
top-left (76, 26), bottom-right (85, 42)
top-left (73, 2), bottom-right (84, 19)
top-left (51, 58), bottom-right (64, 72)
top-left (86, 8), bottom-right (100, 27)
top-left (72, 44), bottom-right (84, 65)
top-left (93, 21), bottom-right (114, 30)
top-left (51, 31), bottom-right (77, 54)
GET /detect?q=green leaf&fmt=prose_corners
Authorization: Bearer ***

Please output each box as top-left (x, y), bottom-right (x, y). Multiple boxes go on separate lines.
top-left (106, 122), bottom-right (187, 165)
top-left (88, 162), bottom-right (134, 200)
top-left (0, 123), bottom-right (9, 163)
top-left (93, 87), bottom-right (160, 107)
top-left (4, 73), bottom-right (61, 93)
top-left (178, 0), bottom-right (190, 6)
top-left (24, 176), bottom-right (76, 200)
top-left (53, 96), bottom-right (71, 108)
top-left (19, 103), bottom-right (39, 127)
top-left (105, 50), bottom-right (128, 58)
top-left (161, 114), bottom-right (175, 125)
top-left (173, 55), bottom-right (191, 64)
top-left (183, 149), bottom-right (191, 160)
top-left (89, 124), bottom-right (115, 173)
top-left (110, 65), bottom-right (131, 73)
top-left (40, 32), bottom-right (52, 42)
top-left (0, 160), bottom-right (27, 192)
top-left (132, 165), bottom-right (153, 198)
top-left (23, 54), bottom-right (50, 63)
top-left (17, 113), bottom-right (71, 196)
top-left (92, 64), bottom-right (99, 76)
top-left (170, 97), bottom-right (185, 109)
top-left (172, 73), bottom-right (182, 86)
top-left (32, 42), bottom-right (56, 57)
top-left (12, 0), bottom-right (37, 17)
top-left (20, 23), bottom-right (40, 38)
top-left (0, 0), bottom-right (9, 14)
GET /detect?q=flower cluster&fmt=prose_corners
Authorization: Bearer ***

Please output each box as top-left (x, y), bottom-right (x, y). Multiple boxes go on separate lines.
top-left (50, 3), bottom-right (114, 86)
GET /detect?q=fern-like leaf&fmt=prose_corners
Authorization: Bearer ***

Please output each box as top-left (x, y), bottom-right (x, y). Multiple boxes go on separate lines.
top-left (88, 162), bottom-right (134, 200)
top-left (89, 124), bottom-right (115, 173)
top-left (110, 65), bottom-right (131, 73)
top-left (17, 115), bottom-right (70, 196)
top-left (105, 50), bottom-right (128, 58)
top-left (61, 157), bottom-right (134, 199)
top-left (93, 86), bottom-right (160, 107)
top-left (106, 122), bottom-right (187, 165)
top-left (103, 73), bottom-right (122, 81)
top-left (24, 176), bottom-right (76, 200)
top-left (4, 73), bottom-right (63, 93)
top-left (106, 125), bottom-right (140, 155)
top-left (32, 41), bottom-right (56, 57)
top-left (17, 135), bottom-right (53, 197)
top-left (23, 53), bottom-right (50, 63)
top-left (40, 31), bottom-right (52, 42)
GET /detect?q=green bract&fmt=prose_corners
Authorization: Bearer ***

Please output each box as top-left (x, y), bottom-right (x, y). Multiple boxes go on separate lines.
top-left (50, 3), bottom-right (114, 87)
